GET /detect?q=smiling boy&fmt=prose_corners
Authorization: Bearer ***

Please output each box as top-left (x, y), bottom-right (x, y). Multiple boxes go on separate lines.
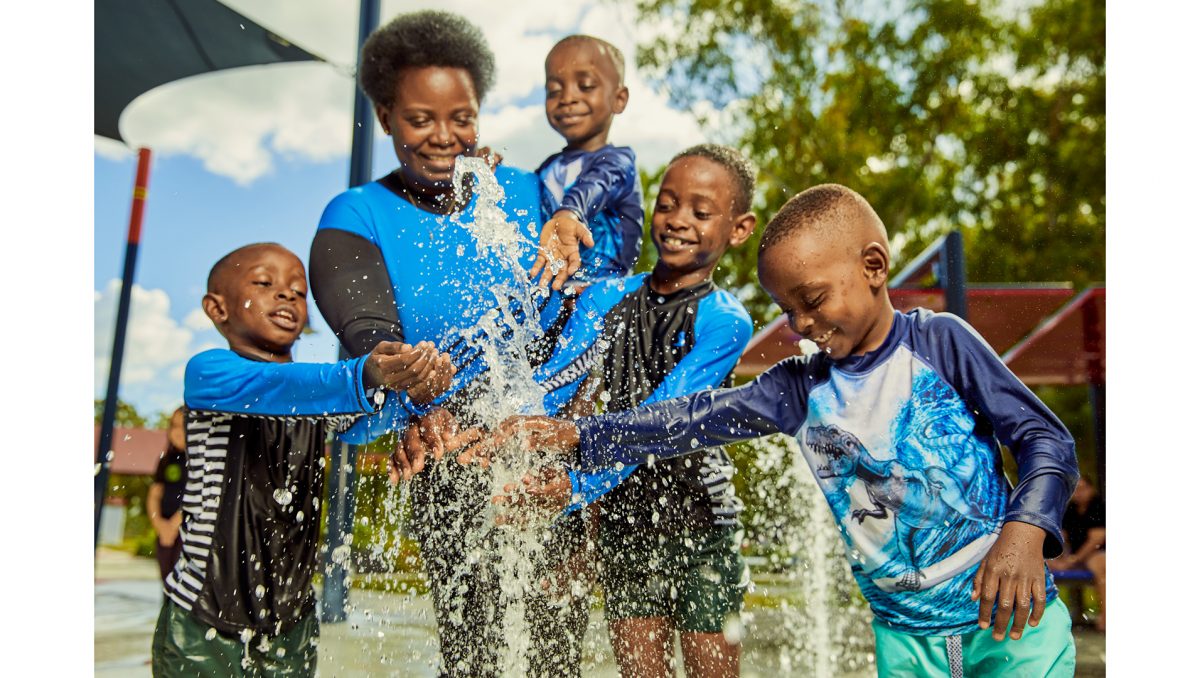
top-left (466, 185), bottom-right (1081, 677)
top-left (152, 243), bottom-right (453, 678)
top-left (512, 145), bottom-right (758, 677)
top-left (529, 35), bottom-right (644, 290)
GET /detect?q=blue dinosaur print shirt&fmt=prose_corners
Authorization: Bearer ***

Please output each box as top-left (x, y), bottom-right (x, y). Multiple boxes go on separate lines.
top-left (574, 309), bottom-right (1078, 635)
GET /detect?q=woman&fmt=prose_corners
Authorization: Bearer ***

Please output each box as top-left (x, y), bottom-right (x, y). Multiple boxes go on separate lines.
top-left (308, 11), bottom-right (581, 677)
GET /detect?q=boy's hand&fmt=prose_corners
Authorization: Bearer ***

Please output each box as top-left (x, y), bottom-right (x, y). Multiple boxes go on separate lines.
top-left (388, 409), bottom-right (482, 484)
top-left (530, 210), bottom-right (594, 290)
top-left (473, 146), bottom-right (504, 172)
top-left (456, 415), bottom-right (580, 467)
top-left (407, 353), bottom-right (457, 405)
top-left (364, 341), bottom-right (438, 391)
top-left (972, 521), bottom-right (1049, 641)
top-left (492, 465), bottom-right (572, 524)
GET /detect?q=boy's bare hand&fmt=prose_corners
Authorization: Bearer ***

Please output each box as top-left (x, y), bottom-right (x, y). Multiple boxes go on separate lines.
top-left (474, 146), bottom-right (504, 171)
top-left (971, 521), bottom-right (1049, 641)
top-left (530, 210), bottom-right (594, 290)
top-left (456, 415), bottom-right (580, 467)
top-left (408, 353), bottom-right (457, 405)
top-left (492, 465), bottom-right (572, 524)
top-left (364, 341), bottom-right (438, 391)
top-left (388, 408), bottom-right (483, 484)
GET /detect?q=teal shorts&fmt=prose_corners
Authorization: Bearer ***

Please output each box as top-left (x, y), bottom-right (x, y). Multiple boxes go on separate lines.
top-left (599, 525), bottom-right (749, 633)
top-left (872, 597), bottom-right (1076, 677)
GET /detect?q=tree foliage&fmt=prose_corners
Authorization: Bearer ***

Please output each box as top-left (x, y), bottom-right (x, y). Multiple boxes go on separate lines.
top-left (93, 398), bottom-right (148, 428)
top-left (631, 0), bottom-right (1104, 325)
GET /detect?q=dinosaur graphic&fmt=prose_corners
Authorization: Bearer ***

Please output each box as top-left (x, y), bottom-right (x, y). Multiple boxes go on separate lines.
top-left (805, 424), bottom-right (993, 592)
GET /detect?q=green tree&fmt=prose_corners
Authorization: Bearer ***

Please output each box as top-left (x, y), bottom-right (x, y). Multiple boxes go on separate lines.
top-left (631, 0), bottom-right (1104, 320)
top-left (94, 398), bottom-right (147, 428)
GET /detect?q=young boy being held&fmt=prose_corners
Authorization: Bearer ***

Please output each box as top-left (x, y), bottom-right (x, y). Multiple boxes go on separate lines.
top-left (529, 34), bottom-right (643, 290)
top-left (152, 243), bottom-right (453, 677)
top-left (467, 185), bottom-right (1080, 677)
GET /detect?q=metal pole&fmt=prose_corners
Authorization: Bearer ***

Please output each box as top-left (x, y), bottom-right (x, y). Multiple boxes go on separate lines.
top-left (95, 147), bottom-right (152, 549)
top-left (320, 0), bottom-right (380, 624)
top-left (940, 230), bottom-right (968, 320)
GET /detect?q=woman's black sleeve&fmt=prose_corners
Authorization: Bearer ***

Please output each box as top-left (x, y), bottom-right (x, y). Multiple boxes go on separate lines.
top-left (309, 228), bottom-right (405, 358)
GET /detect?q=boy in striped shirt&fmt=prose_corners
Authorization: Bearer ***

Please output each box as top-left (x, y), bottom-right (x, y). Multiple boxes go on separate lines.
top-left (152, 243), bottom-right (453, 677)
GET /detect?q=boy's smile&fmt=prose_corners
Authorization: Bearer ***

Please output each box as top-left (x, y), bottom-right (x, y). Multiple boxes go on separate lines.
top-left (544, 40), bottom-right (628, 152)
top-left (759, 227), bottom-right (893, 361)
top-left (204, 245), bottom-right (309, 363)
top-left (649, 155), bottom-right (755, 292)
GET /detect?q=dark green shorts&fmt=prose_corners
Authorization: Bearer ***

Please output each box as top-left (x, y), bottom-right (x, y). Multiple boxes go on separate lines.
top-left (151, 599), bottom-right (319, 677)
top-left (599, 525), bottom-right (748, 633)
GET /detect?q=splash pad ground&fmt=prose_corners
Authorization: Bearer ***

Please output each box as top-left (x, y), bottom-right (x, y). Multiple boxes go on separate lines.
top-left (94, 547), bottom-right (1105, 676)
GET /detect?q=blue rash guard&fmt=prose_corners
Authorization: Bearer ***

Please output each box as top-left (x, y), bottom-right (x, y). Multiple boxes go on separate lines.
top-left (167, 349), bottom-right (383, 636)
top-left (574, 309), bottom-right (1079, 636)
top-left (310, 165), bottom-right (563, 441)
top-left (535, 274), bottom-right (753, 523)
top-left (538, 144), bottom-right (644, 282)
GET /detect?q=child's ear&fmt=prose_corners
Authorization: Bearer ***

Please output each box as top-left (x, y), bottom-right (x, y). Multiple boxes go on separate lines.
top-left (613, 86), bottom-right (630, 114)
top-left (374, 103), bottom-right (391, 135)
top-left (202, 293), bottom-right (228, 326)
top-left (728, 212), bottom-right (758, 248)
top-left (862, 242), bottom-right (890, 288)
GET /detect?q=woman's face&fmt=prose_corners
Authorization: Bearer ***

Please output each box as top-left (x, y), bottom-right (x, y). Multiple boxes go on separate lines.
top-left (376, 66), bottom-right (480, 196)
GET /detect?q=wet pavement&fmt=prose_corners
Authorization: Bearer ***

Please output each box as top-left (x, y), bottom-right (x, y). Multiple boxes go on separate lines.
top-left (96, 549), bottom-right (1104, 676)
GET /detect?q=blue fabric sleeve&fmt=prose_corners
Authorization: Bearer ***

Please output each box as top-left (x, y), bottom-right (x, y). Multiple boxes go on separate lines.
top-left (184, 349), bottom-right (379, 417)
top-left (558, 147), bottom-right (637, 224)
top-left (576, 353), bottom-right (813, 474)
top-left (316, 189), bottom-right (375, 241)
top-left (567, 294), bottom-right (754, 510)
top-left (917, 313), bottom-right (1079, 557)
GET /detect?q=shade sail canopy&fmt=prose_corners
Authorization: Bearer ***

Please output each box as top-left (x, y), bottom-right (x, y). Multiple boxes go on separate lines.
top-left (1002, 287), bottom-right (1105, 386)
top-left (95, 0), bottom-right (321, 141)
top-left (735, 285), bottom-right (1077, 376)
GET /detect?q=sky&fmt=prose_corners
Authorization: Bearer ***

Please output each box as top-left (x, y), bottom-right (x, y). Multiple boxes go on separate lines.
top-left (94, 0), bottom-right (712, 418)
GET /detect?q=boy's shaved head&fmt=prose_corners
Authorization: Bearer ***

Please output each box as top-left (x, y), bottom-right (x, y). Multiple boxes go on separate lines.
top-left (759, 184), bottom-right (889, 260)
top-left (207, 242), bottom-right (292, 294)
top-left (672, 144), bottom-right (757, 214)
top-left (548, 34), bottom-right (625, 84)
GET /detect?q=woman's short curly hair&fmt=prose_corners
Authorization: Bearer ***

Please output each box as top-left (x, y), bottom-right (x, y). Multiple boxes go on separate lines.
top-left (359, 10), bottom-right (496, 108)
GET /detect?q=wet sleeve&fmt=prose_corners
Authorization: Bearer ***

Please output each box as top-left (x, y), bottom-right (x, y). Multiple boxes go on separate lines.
top-left (557, 147), bottom-right (637, 224)
top-left (567, 297), bottom-right (754, 510)
top-left (184, 349), bottom-right (380, 417)
top-left (922, 314), bottom-right (1079, 558)
top-left (575, 357), bottom-right (811, 473)
top-left (309, 228), bottom-right (405, 357)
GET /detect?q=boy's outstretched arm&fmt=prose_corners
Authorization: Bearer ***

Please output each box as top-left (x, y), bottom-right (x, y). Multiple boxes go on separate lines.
top-left (531, 147), bottom-right (637, 289)
top-left (460, 357), bottom-right (809, 469)
top-left (923, 314), bottom-right (1079, 641)
top-left (565, 299), bottom-right (753, 511)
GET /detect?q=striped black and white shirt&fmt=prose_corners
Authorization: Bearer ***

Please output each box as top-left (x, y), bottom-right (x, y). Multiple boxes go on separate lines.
top-left (165, 348), bottom-right (384, 636)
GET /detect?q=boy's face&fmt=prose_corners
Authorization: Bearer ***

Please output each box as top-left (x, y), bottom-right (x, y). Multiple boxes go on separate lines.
top-left (758, 227), bottom-right (891, 361)
top-left (544, 41), bottom-right (628, 152)
top-left (203, 246), bottom-right (308, 362)
top-left (651, 156), bottom-right (755, 277)
top-left (376, 66), bottom-right (479, 193)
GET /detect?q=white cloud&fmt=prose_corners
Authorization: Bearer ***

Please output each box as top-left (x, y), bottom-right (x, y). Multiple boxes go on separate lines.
top-left (95, 281), bottom-right (218, 416)
top-left (184, 307), bottom-right (215, 332)
top-left (100, 0), bottom-right (707, 182)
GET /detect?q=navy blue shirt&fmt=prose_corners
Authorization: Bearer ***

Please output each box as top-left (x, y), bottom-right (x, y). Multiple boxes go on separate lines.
top-left (575, 309), bottom-right (1079, 635)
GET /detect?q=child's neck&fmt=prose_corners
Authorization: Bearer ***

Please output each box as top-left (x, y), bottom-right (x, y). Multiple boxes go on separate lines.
top-left (564, 132), bottom-right (609, 154)
top-left (648, 262), bottom-right (714, 295)
top-left (229, 341), bottom-right (294, 364)
top-left (848, 298), bottom-right (897, 358)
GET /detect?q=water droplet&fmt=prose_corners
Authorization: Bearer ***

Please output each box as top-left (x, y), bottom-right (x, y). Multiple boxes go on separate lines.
top-left (273, 489), bottom-right (292, 506)
top-left (205, 627), bottom-right (218, 640)
top-left (255, 584), bottom-right (265, 598)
